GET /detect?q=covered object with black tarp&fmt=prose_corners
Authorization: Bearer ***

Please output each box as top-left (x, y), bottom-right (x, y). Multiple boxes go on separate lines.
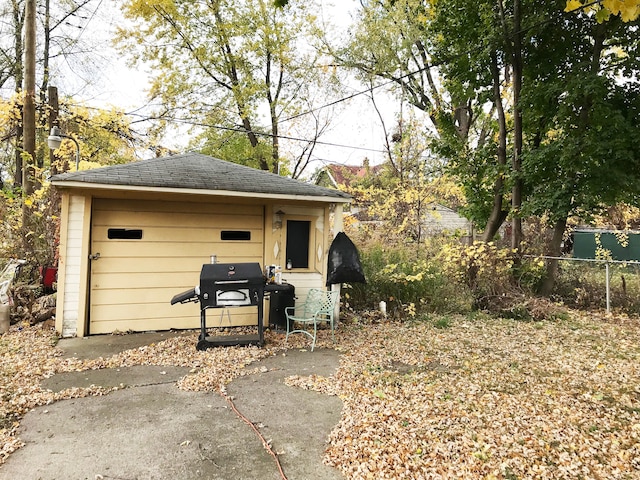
top-left (326, 232), bottom-right (366, 285)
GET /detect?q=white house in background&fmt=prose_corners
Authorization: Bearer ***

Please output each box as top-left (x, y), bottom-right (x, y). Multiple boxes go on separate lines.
top-left (423, 203), bottom-right (473, 236)
top-left (315, 162), bottom-right (472, 239)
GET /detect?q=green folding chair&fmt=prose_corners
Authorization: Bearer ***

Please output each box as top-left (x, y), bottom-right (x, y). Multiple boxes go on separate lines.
top-left (285, 288), bottom-right (339, 351)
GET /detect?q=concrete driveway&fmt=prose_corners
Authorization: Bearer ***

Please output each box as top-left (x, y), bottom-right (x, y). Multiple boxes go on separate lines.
top-left (0, 333), bottom-right (344, 480)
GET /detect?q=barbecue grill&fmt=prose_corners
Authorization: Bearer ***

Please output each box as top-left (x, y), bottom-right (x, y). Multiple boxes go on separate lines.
top-left (171, 262), bottom-right (265, 350)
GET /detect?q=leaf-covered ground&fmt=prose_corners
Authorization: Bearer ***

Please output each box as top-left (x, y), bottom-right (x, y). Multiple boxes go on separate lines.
top-left (2, 313), bottom-right (640, 479)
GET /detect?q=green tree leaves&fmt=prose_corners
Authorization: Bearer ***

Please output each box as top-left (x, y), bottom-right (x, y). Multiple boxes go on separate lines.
top-left (117, 0), bottom-right (333, 174)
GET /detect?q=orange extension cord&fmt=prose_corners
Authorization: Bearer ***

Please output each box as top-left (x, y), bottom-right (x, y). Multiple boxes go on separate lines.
top-left (219, 386), bottom-right (288, 480)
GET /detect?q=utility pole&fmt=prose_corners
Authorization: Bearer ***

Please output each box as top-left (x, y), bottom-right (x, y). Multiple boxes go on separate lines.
top-left (23, 0), bottom-right (36, 198)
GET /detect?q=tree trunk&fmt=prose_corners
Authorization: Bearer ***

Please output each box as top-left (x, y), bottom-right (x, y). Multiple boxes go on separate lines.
top-left (13, 0), bottom-right (24, 188)
top-left (539, 217), bottom-right (567, 295)
top-left (48, 86), bottom-right (59, 174)
top-left (482, 51), bottom-right (509, 242)
top-left (39, 0), bottom-right (51, 106)
top-left (511, 0), bottom-right (523, 253)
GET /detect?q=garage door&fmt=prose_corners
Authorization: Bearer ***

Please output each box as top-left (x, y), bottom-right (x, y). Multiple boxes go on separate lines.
top-left (89, 198), bottom-right (264, 334)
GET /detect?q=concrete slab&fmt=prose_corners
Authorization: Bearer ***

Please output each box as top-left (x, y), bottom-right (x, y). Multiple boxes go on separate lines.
top-left (0, 332), bottom-right (344, 480)
top-left (57, 331), bottom-right (190, 360)
top-left (41, 365), bottom-right (192, 392)
top-left (227, 349), bottom-right (343, 480)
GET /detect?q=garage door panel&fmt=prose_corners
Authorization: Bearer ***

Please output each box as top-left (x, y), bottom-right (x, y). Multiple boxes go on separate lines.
top-left (91, 257), bottom-right (264, 277)
top-left (91, 271), bottom-right (198, 290)
top-left (91, 317), bottom-right (200, 334)
top-left (91, 303), bottom-right (257, 321)
top-left (90, 198), bottom-right (265, 334)
top-left (92, 211), bottom-right (263, 230)
top-left (94, 199), bottom-right (263, 216)
top-left (89, 314), bottom-right (259, 335)
top-left (91, 241), bottom-right (264, 259)
top-left (91, 286), bottom-right (196, 305)
top-left (91, 304), bottom-right (258, 334)
top-left (90, 257), bottom-right (217, 273)
top-left (92, 225), bottom-right (263, 243)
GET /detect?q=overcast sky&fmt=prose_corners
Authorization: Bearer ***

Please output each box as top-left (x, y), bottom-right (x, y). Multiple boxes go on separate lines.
top-left (52, 0), bottom-right (402, 169)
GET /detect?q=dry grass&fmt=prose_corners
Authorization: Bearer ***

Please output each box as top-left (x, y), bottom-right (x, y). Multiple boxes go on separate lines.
top-left (2, 313), bottom-right (640, 479)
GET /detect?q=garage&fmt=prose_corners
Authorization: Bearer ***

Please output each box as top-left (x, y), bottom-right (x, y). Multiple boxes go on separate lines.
top-left (51, 153), bottom-right (350, 337)
top-left (89, 198), bottom-right (264, 334)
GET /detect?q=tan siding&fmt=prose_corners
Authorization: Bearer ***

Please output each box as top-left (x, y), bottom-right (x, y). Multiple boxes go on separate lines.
top-left (89, 198), bottom-right (264, 333)
top-left (60, 195), bottom-right (87, 337)
top-left (282, 272), bottom-right (324, 304)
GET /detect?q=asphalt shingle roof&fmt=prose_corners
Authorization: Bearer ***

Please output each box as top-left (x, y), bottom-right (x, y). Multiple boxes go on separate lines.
top-left (50, 152), bottom-right (350, 201)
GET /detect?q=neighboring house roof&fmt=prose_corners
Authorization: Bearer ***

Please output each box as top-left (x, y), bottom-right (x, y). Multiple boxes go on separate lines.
top-left (51, 152), bottom-right (351, 203)
top-left (349, 202), bottom-right (471, 234)
top-left (316, 163), bottom-right (383, 189)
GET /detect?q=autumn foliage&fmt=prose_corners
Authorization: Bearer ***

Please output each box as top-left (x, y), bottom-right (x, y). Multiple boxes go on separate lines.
top-left (566, 0), bottom-right (640, 21)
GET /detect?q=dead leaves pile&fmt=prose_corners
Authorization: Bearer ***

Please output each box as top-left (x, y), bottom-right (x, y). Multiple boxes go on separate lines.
top-left (2, 314), bottom-right (640, 479)
top-left (315, 315), bottom-right (640, 479)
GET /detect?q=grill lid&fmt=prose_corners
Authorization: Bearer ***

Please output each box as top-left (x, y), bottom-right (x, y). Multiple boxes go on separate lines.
top-left (200, 262), bottom-right (264, 285)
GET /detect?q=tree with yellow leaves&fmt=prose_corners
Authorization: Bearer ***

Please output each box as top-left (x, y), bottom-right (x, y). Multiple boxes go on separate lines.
top-left (566, 0), bottom-right (640, 22)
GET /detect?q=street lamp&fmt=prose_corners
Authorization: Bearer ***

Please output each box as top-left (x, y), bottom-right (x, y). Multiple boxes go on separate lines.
top-left (47, 126), bottom-right (80, 171)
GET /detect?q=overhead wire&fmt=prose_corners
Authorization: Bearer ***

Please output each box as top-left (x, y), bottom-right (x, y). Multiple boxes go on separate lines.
top-left (65, 102), bottom-right (394, 155)
top-left (63, 0), bottom-right (606, 155)
top-left (282, 0), bottom-right (606, 123)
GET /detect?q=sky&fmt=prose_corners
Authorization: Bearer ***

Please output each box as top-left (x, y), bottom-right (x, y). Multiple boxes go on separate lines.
top-left (50, 0), bottom-right (403, 171)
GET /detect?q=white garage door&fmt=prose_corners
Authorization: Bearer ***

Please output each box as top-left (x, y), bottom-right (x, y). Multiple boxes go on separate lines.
top-left (89, 198), bottom-right (264, 334)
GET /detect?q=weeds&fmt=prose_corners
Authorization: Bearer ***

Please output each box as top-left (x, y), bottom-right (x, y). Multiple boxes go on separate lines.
top-left (433, 316), bottom-right (452, 329)
top-left (345, 237), bottom-right (640, 322)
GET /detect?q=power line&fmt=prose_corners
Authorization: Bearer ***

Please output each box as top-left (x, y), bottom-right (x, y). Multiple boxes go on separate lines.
top-left (64, 101), bottom-right (393, 154)
top-left (63, 0), bottom-right (609, 154)
top-left (158, 114), bottom-right (392, 154)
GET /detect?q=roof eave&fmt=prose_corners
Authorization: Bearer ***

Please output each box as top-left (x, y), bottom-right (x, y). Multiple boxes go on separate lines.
top-left (51, 180), bottom-right (352, 203)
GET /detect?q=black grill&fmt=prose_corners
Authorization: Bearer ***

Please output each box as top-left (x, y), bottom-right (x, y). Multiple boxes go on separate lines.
top-left (171, 262), bottom-right (265, 349)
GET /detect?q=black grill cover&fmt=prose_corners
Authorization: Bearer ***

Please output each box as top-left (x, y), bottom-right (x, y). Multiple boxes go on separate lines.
top-left (326, 232), bottom-right (366, 285)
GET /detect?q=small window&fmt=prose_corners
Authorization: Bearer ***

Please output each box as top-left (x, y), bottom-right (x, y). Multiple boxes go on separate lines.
top-left (108, 228), bottom-right (143, 240)
top-left (221, 230), bottom-right (251, 241)
top-left (286, 220), bottom-right (310, 268)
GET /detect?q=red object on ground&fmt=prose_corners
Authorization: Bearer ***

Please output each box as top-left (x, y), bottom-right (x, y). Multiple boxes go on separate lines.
top-left (40, 266), bottom-right (57, 292)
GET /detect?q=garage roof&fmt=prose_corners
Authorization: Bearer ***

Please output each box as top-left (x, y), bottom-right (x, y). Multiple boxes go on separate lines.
top-left (51, 152), bottom-right (351, 203)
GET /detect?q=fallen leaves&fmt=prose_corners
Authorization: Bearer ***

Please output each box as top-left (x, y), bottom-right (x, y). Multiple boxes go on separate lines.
top-left (1, 314), bottom-right (640, 479)
top-left (315, 315), bottom-right (640, 479)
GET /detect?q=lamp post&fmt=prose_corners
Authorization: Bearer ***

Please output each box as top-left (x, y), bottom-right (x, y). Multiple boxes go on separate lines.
top-left (47, 126), bottom-right (80, 171)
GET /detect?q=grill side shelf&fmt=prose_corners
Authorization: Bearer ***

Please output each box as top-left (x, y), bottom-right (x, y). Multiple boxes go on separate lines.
top-left (170, 288), bottom-right (198, 305)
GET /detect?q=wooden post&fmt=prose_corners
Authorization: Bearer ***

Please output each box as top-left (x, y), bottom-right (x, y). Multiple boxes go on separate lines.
top-left (22, 0), bottom-right (36, 197)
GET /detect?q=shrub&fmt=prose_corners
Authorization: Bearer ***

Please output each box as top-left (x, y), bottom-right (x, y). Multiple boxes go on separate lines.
top-left (554, 261), bottom-right (640, 313)
top-left (344, 234), bottom-right (640, 320)
top-left (438, 241), bottom-right (517, 308)
top-left (344, 241), bottom-right (473, 319)
top-left (0, 184), bottom-right (60, 282)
